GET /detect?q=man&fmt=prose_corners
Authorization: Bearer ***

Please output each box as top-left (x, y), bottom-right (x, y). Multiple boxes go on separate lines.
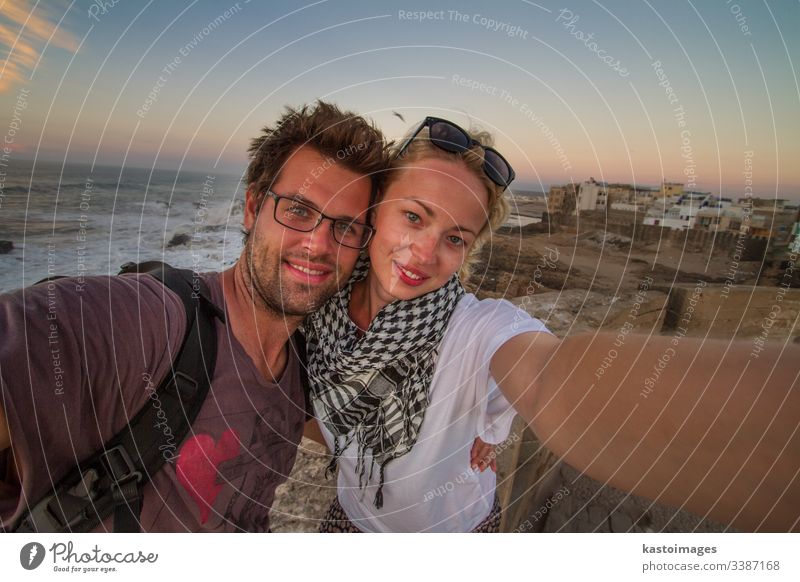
top-left (0, 101), bottom-right (387, 532)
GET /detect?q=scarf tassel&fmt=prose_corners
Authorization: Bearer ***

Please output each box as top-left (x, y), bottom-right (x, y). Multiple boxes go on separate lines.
top-left (373, 463), bottom-right (387, 509)
top-left (355, 425), bottom-right (369, 490)
top-left (325, 438), bottom-right (342, 479)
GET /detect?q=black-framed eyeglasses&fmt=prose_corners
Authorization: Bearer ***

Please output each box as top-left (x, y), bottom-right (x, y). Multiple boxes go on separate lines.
top-left (395, 116), bottom-right (516, 190)
top-left (265, 190), bottom-right (374, 249)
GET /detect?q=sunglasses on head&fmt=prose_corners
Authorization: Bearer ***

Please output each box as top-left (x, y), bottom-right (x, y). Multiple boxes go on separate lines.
top-left (394, 116), bottom-right (516, 190)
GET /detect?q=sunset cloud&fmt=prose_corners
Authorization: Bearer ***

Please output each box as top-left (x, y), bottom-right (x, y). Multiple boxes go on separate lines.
top-left (0, 0), bottom-right (80, 93)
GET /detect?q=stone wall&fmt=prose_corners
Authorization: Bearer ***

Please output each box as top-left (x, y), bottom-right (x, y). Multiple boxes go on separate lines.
top-left (662, 284), bottom-right (800, 341)
top-left (500, 429), bottom-right (730, 533)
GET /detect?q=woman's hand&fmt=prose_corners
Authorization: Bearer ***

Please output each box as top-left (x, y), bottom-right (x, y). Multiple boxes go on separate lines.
top-left (470, 436), bottom-right (497, 472)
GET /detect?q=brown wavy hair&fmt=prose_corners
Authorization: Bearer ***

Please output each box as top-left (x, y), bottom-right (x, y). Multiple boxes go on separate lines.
top-left (243, 101), bottom-right (389, 244)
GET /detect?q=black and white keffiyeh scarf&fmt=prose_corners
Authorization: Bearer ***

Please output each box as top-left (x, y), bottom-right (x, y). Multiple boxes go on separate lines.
top-left (306, 257), bottom-right (464, 508)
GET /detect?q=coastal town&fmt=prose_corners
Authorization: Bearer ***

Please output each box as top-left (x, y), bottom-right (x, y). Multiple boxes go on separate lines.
top-left (548, 178), bottom-right (796, 246)
top-left (503, 178), bottom-right (799, 289)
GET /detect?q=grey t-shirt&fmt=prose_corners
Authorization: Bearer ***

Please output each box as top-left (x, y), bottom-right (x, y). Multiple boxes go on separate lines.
top-left (0, 271), bottom-right (305, 532)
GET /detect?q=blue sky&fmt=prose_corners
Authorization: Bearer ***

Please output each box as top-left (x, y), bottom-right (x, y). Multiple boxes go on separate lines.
top-left (1, 0), bottom-right (798, 198)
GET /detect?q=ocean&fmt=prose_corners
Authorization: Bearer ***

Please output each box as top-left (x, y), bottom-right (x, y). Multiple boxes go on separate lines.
top-left (0, 160), bottom-right (246, 293)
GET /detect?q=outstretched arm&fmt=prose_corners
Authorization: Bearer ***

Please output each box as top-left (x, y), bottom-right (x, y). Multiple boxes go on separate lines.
top-left (491, 331), bottom-right (800, 532)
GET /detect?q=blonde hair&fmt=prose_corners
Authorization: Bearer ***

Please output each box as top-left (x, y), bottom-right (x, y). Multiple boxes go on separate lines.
top-left (382, 125), bottom-right (509, 276)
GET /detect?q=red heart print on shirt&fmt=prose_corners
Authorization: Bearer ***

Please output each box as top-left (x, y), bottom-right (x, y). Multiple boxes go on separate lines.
top-left (177, 429), bottom-right (241, 524)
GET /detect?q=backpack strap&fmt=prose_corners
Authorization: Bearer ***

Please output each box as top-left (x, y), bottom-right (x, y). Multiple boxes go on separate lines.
top-left (291, 330), bottom-right (313, 421)
top-left (14, 262), bottom-right (222, 532)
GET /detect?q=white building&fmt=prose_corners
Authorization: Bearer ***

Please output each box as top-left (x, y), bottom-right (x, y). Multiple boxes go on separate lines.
top-left (695, 200), bottom-right (739, 232)
top-left (643, 192), bottom-right (727, 230)
top-left (576, 178), bottom-right (608, 212)
top-left (610, 202), bottom-right (647, 213)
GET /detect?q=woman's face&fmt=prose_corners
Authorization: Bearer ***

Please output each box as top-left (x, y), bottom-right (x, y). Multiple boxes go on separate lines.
top-left (367, 157), bottom-right (489, 303)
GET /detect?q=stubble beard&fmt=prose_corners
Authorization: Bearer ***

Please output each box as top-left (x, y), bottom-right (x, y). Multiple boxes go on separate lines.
top-left (244, 238), bottom-right (341, 318)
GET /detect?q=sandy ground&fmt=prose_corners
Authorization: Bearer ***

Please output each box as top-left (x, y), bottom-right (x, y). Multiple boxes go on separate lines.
top-left (476, 228), bottom-right (760, 294)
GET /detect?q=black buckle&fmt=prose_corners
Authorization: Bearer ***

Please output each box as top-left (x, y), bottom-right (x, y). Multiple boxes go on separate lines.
top-left (100, 445), bottom-right (142, 486)
top-left (18, 468), bottom-right (99, 532)
top-left (20, 494), bottom-right (68, 531)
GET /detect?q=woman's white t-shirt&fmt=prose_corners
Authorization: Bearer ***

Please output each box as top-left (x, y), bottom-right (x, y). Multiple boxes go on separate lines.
top-left (316, 293), bottom-right (551, 532)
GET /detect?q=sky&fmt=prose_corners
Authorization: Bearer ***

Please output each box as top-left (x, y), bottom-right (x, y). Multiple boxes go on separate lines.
top-left (1, 0), bottom-right (799, 199)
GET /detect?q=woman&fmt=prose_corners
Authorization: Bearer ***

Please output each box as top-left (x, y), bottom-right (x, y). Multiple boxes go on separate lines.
top-left (305, 117), bottom-right (800, 534)
top-left (304, 116), bottom-right (552, 532)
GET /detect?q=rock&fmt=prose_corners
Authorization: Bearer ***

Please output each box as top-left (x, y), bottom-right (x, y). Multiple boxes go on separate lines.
top-left (0, 240), bottom-right (13, 254)
top-left (270, 438), bottom-right (336, 532)
top-left (544, 506), bottom-right (571, 532)
top-left (559, 462), bottom-right (730, 532)
top-left (588, 506), bottom-right (609, 531)
top-left (167, 233), bottom-right (191, 248)
top-left (610, 511), bottom-right (635, 532)
top-left (510, 288), bottom-right (669, 337)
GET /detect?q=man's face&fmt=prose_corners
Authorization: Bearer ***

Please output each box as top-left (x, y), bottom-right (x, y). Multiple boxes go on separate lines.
top-left (242, 145), bottom-right (372, 317)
